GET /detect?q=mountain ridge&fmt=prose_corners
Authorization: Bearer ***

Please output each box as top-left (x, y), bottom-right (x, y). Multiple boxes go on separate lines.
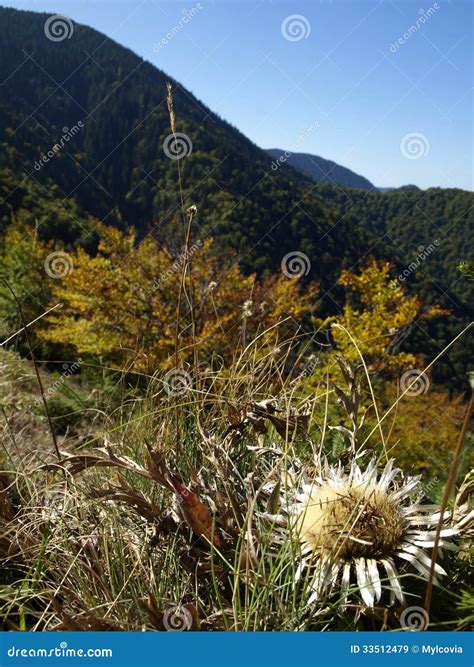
top-left (266, 148), bottom-right (375, 191)
top-left (0, 6), bottom-right (472, 386)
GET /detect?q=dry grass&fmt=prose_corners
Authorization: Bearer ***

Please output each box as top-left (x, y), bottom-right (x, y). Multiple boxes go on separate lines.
top-left (0, 334), bottom-right (472, 632)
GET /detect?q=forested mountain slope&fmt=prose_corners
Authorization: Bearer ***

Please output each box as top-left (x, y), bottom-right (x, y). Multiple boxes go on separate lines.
top-left (0, 7), bottom-right (472, 385)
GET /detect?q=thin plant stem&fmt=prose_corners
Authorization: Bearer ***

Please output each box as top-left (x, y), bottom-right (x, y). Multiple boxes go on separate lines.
top-left (2, 279), bottom-right (61, 462)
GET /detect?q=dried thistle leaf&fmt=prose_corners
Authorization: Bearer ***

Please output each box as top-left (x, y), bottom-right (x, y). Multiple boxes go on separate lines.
top-left (90, 484), bottom-right (163, 524)
top-left (50, 449), bottom-right (157, 484)
top-left (266, 478), bottom-right (281, 515)
top-left (145, 443), bottom-right (173, 489)
top-left (165, 473), bottom-right (221, 547)
top-left (225, 401), bottom-right (242, 426)
top-left (266, 412), bottom-right (310, 439)
top-left (182, 602), bottom-right (200, 630)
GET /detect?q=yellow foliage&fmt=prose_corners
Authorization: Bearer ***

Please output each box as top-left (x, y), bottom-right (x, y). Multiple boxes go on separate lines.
top-left (330, 258), bottom-right (447, 373)
top-left (39, 225), bottom-right (318, 373)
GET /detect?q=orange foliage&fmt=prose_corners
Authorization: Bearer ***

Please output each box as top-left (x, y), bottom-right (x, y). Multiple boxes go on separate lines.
top-left (39, 225), bottom-right (318, 373)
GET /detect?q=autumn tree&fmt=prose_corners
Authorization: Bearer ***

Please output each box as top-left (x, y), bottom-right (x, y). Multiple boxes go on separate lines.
top-left (328, 258), bottom-right (447, 373)
top-left (39, 225), bottom-right (318, 373)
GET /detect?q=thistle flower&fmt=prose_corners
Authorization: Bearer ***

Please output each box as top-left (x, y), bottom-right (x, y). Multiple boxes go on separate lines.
top-left (271, 459), bottom-right (472, 607)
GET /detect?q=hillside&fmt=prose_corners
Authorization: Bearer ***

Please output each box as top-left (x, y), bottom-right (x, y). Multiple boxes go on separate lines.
top-left (266, 148), bottom-right (375, 191)
top-left (0, 7), bottom-right (348, 278)
top-left (0, 6), bottom-right (472, 386)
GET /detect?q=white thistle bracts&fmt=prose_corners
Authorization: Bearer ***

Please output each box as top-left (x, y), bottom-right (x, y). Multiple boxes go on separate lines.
top-left (269, 458), bottom-right (471, 608)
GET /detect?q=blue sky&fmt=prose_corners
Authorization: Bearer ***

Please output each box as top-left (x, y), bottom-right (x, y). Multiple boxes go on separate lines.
top-left (4, 0), bottom-right (473, 189)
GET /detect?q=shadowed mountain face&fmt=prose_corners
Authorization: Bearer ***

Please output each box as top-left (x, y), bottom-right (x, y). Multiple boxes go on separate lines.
top-left (0, 7), bottom-right (472, 386)
top-left (266, 149), bottom-right (375, 191)
top-left (0, 7), bottom-right (350, 274)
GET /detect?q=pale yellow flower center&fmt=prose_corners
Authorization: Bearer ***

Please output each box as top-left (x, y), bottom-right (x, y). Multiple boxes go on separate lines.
top-left (297, 482), bottom-right (406, 559)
